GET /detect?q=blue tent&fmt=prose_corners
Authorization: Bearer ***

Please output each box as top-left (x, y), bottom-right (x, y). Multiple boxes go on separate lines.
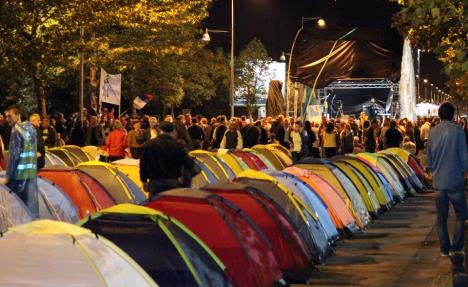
top-left (263, 170), bottom-right (340, 241)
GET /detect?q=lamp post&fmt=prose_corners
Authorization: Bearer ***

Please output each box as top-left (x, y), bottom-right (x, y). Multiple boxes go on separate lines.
top-left (423, 78), bottom-right (428, 101)
top-left (286, 17), bottom-right (325, 118)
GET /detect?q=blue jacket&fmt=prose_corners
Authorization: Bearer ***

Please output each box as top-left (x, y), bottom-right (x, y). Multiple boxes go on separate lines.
top-left (428, 120), bottom-right (468, 190)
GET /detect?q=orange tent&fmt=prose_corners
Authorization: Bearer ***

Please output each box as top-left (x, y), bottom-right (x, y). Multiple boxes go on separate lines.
top-left (284, 166), bottom-right (358, 232)
top-left (39, 166), bottom-right (115, 218)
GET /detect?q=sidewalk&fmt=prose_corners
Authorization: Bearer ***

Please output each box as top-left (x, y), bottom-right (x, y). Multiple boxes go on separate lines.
top-left (294, 192), bottom-right (456, 287)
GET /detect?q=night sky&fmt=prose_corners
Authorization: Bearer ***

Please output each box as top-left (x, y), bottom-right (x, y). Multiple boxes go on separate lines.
top-left (205, 0), bottom-right (447, 90)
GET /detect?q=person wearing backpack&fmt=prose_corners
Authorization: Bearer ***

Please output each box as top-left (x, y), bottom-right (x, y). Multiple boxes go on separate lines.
top-left (340, 123), bottom-right (354, 154)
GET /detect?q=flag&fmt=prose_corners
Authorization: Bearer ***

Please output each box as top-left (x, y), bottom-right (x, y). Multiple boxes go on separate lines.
top-left (99, 68), bottom-right (121, 106)
top-left (133, 94), bottom-right (154, 110)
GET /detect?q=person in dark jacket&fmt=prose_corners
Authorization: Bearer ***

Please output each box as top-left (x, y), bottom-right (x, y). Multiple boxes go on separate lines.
top-left (70, 121), bottom-right (86, 147)
top-left (188, 118), bottom-right (205, 150)
top-left (256, 121), bottom-right (269, 145)
top-left (29, 114), bottom-right (45, 169)
top-left (220, 121), bottom-right (243, 150)
top-left (241, 122), bottom-right (260, 148)
top-left (277, 119), bottom-right (291, 149)
top-left (304, 121), bottom-right (317, 157)
top-left (384, 120), bottom-right (403, 149)
top-left (364, 119), bottom-right (378, 153)
top-left (40, 118), bottom-right (56, 148)
top-left (211, 116), bottom-right (227, 149)
top-left (140, 121), bottom-right (198, 199)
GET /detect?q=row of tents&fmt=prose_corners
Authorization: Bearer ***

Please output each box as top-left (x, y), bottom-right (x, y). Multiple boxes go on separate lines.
top-left (0, 144), bottom-right (428, 286)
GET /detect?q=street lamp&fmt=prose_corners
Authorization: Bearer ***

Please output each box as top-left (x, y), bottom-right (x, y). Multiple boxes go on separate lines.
top-left (285, 17), bottom-right (325, 118)
top-left (423, 79), bottom-right (428, 101)
top-left (201, 26), bottom-right (233, 118)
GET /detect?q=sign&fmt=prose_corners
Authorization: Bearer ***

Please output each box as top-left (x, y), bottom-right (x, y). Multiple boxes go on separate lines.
top-left (99, 68), bottom-right (121, 106)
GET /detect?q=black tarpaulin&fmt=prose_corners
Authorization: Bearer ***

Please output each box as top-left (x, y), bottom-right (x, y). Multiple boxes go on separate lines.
top-left (266, 80), bottom-right (284, 117)
top-left (291, 28), bottom-right (402, 88)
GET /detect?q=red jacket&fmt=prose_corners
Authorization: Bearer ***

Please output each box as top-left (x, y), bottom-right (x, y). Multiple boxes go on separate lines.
top-left (106, 129), bottom-right (127, 157)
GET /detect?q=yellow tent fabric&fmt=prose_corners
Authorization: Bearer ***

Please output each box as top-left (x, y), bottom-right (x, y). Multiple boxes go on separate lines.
top-left (237, 169), bottom-right (317, 222)
top-left (82, 146), bottom-right (100, 161)
top-left (112, 164), bottom-right (145, 190)
top-left (243, 148), bottom-right (277, 170)
top-left (340, 159), bottom-right (392, 206)
top-left (332, 162), bottom-right (380, 213)
top-left (216, 151), bottom-right (247, 175)
top-left (9, 219), bottom-right (90, 236)
top-left (386, 147), bottom-right (410, 162)
top-left (267, 144), bottom-right (293, 167)
top-left (252, 145), bottom-right (285, 170)
top-left (99, 203), bottom-right (161, 216)
top-left (190, 150), bottom-right (230, 180)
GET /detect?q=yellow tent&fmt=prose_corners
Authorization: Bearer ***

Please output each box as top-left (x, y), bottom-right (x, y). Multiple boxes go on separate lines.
top-left (267, 144), bottom-right (293, 167)
top-left (215, 150), bottom-right (248, 175)
top-left (252, 145), bottom-right (285, 170)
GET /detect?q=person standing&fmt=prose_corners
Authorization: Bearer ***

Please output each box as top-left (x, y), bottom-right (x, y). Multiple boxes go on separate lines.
top-left (428, 102), bottom-right (468, 258)
top-left (143, 116), bottom-right (159, 143)
top-left (41, 118), bottom-right (56, 149)
top-left (85, 116), bottom-right (105, 146)
top-left (340, 124), bottom-right (354, 154)
top-left (383, 120), bottom-right (403, 149)
top-left (187, 118), bottom-right (204, 150)
top-left (127, 121), bottom-right (145, 159)
top-left (140, 122), bottom-right (198, 198)
top-left (290, 121), bottom-right (308, 162)
top-left (364, 119), bottom-right (378, 153)
top-left (105, 120), bottom-right (128, 162)
top-left (241, 122), bottom-right (260, 148)
top-left (0, 107), bottom-right (39, 218)
top-left (322, 122), bottom-right (339, 158)
top-left (420, 117), bottom-right (432, 142)
top-left (220, 121), bottom-right (243, 150)
top-left (29, 114), bottom-right (45, 169)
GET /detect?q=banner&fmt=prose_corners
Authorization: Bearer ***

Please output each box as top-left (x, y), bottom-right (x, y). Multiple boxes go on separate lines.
top-left (99, 68), bottom-right (121, 106)
top-left (133, 94), bottom-right (154, 110)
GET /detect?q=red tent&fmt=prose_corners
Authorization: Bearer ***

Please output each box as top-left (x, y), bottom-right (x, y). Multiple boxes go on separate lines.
top-left (232, 151), bottom-right (267, 170)
top-left (202, 183), bottom-right (311, 281)
top-left (39, 166), bottom-right (115, 218)
top-left (146, 188), bottom-right (285, 287)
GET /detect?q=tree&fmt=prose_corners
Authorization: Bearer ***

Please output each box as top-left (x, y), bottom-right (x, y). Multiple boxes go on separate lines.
top-left (391, 0), bottom-right (467, 100)
top-left (236, 38), bottom-right (272, 117)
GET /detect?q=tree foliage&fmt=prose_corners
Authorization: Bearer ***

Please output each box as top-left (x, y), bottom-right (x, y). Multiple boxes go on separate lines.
top-left (0, 0), bottom-right (231, 116)
top-left (236, 38), bottom-right (272, 117)
top-left (391, 0), bottom-right (467, 99)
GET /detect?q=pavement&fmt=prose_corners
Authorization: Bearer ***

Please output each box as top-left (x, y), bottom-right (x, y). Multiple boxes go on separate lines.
top-left (294, 192), bottom-right (460, 287)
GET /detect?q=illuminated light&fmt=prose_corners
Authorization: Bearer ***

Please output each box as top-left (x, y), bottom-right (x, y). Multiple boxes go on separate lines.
top-left (317, 18), bottom-right (326, 27)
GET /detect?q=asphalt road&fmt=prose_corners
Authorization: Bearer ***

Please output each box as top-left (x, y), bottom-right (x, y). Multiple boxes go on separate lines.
top-left (295, 192), bottom-right (456, 287)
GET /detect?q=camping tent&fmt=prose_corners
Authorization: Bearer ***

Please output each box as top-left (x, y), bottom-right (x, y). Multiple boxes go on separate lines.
top-left (0, 184), bottom-right (33, 232)
top-left (337, 156), bottom-right (394, 203)
top-left (82, 145), bottom-right (100, 160)
top-left (243, 148), bottom-right (277, 170)
top-left (231, 151), bottom-right (267, 170)
top-left (330, 161), bottom-right (389, 210)
top-left (295, 158), bottom-right (371, 225)
top-left (189, 151), bottom-right (233, 181)
top-left (356, 153), bottom-right (406, 200)
top-left (0, 171), bottom-right (80, 223)
top-left (216, 151), bottom-right (250, 175)
top-left (45, 151), bottom-right (68, 167)
top-left (378, 151), bottom-right (423, 193)
top-left (48, 148), bottom-right (80, 167)
top-left (203, 183), bottom-right (312, 280)
top-left (235, 170), bottom-right (332, 263)
top-left (39, 166), bottom-right (115, 218)
top-left (0, 220), bottom-right (158, 287)
top-left (37, 176), bottom-right (81, 223)
top-left (386, 147), bottom-right (428, 186)
top-left (77, 161), bottom-right (147, 204)
top-left (147, 189), bottom-right (286, 287)
top-left (267, 144), bottom-right (293, 167)
top-left (284, 167), bottom-right (358, 233)
top-left (252, 145), bottom-right (285, 170)
top-left (80, 204), bottom-right (233, 287)
top-left (62, 145), bottom-right (94, 162)
top-left (263, 170), bottom-right (340, 241)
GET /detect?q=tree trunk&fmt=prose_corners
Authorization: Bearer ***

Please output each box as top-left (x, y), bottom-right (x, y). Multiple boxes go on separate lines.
top-left (89, 62), bottom-right (98, 112)
top-left (32, 63), bottom-right (46, 117)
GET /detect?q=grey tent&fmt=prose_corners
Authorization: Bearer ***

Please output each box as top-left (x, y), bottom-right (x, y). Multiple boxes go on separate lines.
top-left (37, 177), bottom-right (80, 223)
top-left (0, 184), bottom-right (33, 233)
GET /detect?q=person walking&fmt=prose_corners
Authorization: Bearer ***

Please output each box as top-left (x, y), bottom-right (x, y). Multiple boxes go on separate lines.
top-left (0, 106), bottom-right (39, 218)
top-left (140, 121), bottom-right (198, 198)
top-left (428, 102), bottom-right (468, 258)
top-left (105, 120), bottom-right (127, 162)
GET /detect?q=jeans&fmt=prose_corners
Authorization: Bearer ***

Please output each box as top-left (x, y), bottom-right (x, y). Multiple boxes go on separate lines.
top-left (436, 181), bottom-right (467, 253)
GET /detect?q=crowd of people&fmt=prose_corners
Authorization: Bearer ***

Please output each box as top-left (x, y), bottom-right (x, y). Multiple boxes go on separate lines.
top-left (1, 107), bottom-right (467, 168)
